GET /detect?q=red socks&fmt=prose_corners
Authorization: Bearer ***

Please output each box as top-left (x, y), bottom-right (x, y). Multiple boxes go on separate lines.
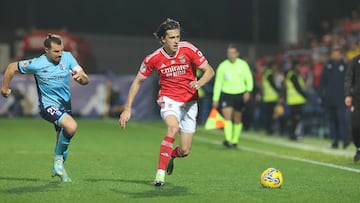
top-left (158, 136), bottom-right (175, 170)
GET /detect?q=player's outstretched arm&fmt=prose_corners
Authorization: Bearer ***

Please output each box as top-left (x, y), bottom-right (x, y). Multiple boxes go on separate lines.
top-left (119, 74), bottom-right (145, 128)
top-left (1, 62), bottom-right (19, 98)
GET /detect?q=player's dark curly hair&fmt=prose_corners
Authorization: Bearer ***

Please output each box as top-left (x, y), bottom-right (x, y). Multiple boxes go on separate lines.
top-left (153, 18), bottom-right (181, 43)
top-left (43, 34), bottom-right (62, 48)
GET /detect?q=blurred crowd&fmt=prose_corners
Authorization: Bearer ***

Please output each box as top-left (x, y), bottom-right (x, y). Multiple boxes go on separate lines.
top-left (243, 6), bottom-right (360, 142)
top-left (198, 5), bottom-right (360, 146)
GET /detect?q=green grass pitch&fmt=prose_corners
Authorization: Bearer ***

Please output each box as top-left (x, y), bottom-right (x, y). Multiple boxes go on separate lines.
top-left (1, 118), bottom-right (360, 203)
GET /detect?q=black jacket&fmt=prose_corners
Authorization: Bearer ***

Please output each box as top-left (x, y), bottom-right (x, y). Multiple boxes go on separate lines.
top-left (318, 59), bottom-right (347, 107)
top-left (345, 54), bottom-right (360, 102)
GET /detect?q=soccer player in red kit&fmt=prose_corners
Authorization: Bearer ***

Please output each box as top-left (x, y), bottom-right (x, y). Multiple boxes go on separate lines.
top-left (119, 18), bottom-right (215, 186)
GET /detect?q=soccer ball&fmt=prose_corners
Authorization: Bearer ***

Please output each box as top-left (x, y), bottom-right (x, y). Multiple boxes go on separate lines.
top-left (260, 168), bottom-right (283, 188)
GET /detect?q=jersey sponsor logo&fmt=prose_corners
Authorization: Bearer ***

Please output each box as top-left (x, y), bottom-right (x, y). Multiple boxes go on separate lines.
top-left (160, 64), bottom-right (189, 77)
top-left (41, 74), bottom-right (68, 81)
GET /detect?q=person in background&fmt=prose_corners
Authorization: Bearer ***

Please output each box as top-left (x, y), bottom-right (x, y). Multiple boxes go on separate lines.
top-left (318, 46), bottom-right (350, 149)
top-left (345, 53), bottom-right (360, 162)
top-left (1, 34), bottom-right (89, 182)
top-left (284, 59), bottom-right (307, 141)
top-left (212, 44), bottom-right (253, 148)
top-left (119, 18), bottom-right (215, 186)
top-left (261, 61), bottom-right (281, 135)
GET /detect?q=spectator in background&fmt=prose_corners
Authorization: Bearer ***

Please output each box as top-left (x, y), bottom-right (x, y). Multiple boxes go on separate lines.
top-left (212, 44), bottom-right (253, 148)
top-left (318, 46), bottom-right (350, 149)
top-left (346, 39), bottom-right (360, 61)
top-left (261, 61), bottom-right (281, 135)
top-left (345, 53), bottom-right (360, 162)
top-left (285, 59), bottom-right (307, 140)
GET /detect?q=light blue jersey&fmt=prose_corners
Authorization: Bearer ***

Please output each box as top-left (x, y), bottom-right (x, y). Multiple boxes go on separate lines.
top-left (18, 51), bottom-right (79, 111)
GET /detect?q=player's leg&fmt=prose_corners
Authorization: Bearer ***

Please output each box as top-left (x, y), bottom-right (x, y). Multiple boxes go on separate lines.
top-left (231, 111), bottom-right (243, 148)
top-left (222, 106), bottom-right (234, 147)
top-left (154, 114), bottom-right (179, 186)
top-left (351, 102), bottom-right (360, 162)
top-left (154, 96), bottom-right (181, 186)
top-left (167, 101), bottom-right (197, 175)
top-left (53, 113), bottom-right (77, 182)
top-left (56, 114), bottom-right (77, 161)
top-left (40, 106), bottom-right (76, 182)
top-left (167, 132), bottom-right (194, 175)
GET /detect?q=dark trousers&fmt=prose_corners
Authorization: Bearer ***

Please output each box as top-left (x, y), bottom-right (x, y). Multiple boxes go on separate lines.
top-left (351, 99), bottom-right (360, 149)
top-left (262, 101), bottom-right (277, 134)
top-left (327, 105), bottom-right (350, 145)
top-left (287, 104), bottom-right (303, 140)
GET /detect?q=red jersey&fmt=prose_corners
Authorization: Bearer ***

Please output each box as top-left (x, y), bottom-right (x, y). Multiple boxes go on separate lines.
top-left (138, 41), bottom-right (208, 102)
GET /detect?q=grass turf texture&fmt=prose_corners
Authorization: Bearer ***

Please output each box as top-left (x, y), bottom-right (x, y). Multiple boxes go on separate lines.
top-left (1, 118), bottom-right (360, 203)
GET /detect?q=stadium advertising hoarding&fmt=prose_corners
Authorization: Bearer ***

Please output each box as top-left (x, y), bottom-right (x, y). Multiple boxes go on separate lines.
top-left (0, 75), bottom-right (159, 120)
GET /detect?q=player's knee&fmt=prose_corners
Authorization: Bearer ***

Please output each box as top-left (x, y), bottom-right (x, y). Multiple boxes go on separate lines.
top-left (65, 122), bottom-right (78, 136)
top-left (167, 125), bottom-right (179, 136)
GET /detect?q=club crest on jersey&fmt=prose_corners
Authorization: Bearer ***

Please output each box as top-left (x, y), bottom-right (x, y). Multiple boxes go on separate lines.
top-left (178, 54), bottom-right (186, 63)
top-left (140, 63), bottom-right (146, 73)
top-left (59, 63), bottom-right (65, 70)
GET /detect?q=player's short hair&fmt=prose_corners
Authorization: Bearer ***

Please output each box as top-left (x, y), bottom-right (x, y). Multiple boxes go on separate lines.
top-left (44, 34), bottom-right (63, 49)
top-left (154, 18), bottom-right (181, 42)
top-left (227, 43), bottom-right (240, 51)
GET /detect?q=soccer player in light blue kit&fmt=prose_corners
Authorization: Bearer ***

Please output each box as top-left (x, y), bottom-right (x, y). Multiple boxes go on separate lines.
top-left (1, 34), bottom-right (89, 182)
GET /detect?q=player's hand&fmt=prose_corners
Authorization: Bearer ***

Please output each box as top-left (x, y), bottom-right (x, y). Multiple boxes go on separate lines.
top-left (190, 80), bottom-right (200, 89)
top-left (212, 101), bottom-right (219, 109)
top-left (71, 71), bottom-right (82, 82)
top-left (345, 96), bottom-right (352, 107)
top-left (119, 109), bottom-right (131, 129)
top-left (1, 88), bottom-right (11, 98)
top-left (243, 92), bottom-right (251, 103)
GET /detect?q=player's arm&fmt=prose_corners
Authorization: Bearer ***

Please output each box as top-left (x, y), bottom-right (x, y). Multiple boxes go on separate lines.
top-left (71, 69), bottom-right (89, 85)
top-left (344, 56), bottom-right (356, 106)
top-left (119, 74), bottom-right (146, 128)
top-left (243, 63), bottom-right (254, 103)
top-left (212, 65), bottom-right (224, 108)
top-left (1, 62), bottom-right (19, 98)
top-left (190, 63), bottom-right (215, 89)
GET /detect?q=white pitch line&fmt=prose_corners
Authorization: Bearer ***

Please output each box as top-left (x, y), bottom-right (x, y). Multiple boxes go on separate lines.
top-left (194, 136), bottom-right (360, 173)
top-left (241, 133), bottom-right (353, 157)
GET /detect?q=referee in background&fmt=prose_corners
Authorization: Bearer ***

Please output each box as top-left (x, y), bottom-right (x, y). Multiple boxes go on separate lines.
top-left (212, 44), bottom-right (253, 148)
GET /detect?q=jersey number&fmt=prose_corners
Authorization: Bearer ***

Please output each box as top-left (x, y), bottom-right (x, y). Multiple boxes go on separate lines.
top-left (47, 106), bottom-right (60, 116)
